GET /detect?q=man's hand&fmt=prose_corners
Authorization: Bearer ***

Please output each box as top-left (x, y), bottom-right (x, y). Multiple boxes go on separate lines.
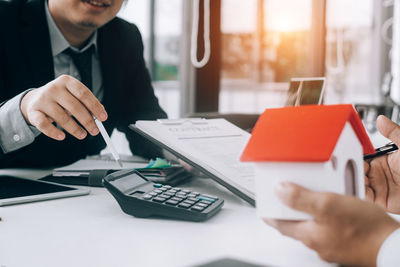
top-left (365, 115), bottom-right (400, 213)
top-left (265, 182), bottom-right (400, 266)
top-left (20, 75), bottom-right (107, 141)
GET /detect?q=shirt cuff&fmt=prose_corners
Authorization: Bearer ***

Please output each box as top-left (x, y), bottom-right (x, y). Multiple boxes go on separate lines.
top-left (377, 227), bottom-right (400, 267)
top-left (0, 89), bottom-right (41, 153)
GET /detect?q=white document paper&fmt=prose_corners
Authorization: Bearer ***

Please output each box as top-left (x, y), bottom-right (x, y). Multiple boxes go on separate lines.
top-left (132, 118), bottom-right (255, 204)
top-left (53, 158), bottom-right (148, 177)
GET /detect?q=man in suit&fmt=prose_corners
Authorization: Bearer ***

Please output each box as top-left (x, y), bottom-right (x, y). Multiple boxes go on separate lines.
top-left (0, 0), bottom-right (167, 168)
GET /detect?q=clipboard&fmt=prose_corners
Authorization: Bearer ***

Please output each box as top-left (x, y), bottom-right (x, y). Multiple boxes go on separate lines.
top-left (129, 118), bottom-right (255, 206)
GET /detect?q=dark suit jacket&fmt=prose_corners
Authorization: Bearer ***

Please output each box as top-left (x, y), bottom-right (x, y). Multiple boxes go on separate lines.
top-left (0, 0), bottom-right (167, 168)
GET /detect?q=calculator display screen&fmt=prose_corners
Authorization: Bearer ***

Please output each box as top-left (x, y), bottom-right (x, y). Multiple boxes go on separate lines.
top-left (110, 173), bottom-right (147, 191)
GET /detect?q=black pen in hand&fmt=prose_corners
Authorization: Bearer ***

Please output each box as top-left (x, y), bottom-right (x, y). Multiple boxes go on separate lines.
top-left (363, 142), bottom-right (398, 160)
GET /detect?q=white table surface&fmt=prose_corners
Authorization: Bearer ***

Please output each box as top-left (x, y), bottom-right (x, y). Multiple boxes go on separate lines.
top-left (0, 172), bottom-right (335, 267)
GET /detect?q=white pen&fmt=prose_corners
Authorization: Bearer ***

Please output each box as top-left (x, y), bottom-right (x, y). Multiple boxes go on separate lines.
top-left (93, 116), bottom-right (123, 168)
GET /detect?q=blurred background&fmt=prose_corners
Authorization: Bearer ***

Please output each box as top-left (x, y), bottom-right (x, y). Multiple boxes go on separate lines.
top-left (112, 0), bottom-right (395, 153)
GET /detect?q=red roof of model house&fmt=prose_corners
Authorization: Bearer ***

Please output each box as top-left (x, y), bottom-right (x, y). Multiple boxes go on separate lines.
top-left (240, 104), bottom-right (375, 162)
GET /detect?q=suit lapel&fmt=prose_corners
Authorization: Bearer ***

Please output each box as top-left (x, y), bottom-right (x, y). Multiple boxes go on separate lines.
top-left (20, 0), bottom-right (54, 87)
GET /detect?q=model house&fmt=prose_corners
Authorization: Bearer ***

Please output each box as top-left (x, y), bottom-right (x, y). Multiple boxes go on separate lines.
top-left (240, 104), bottom-right (375, 220)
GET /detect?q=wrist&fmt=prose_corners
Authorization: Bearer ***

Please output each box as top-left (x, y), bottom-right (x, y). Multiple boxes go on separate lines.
top-left (0, 89), bottom-right (39, 153)
top-left (377, 224), bottom-right (400, 267)
top-left (370, 220), bottom-right (400, 266)
top-left (20, 89), bottom-right (34, 125)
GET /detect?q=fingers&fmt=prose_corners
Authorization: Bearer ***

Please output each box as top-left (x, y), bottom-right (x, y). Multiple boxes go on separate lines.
top-left (364, 161), bottom-right (370, 175)
top-left (364, 161), bottom-right (375, 201)
top-left (376, 115), bottom-right (400, 146)
top-left (64, 77), bottom-right (107, 121)
top-left (54, 91), bottom-right (99, 136)
top-left (364, 173), bottom-right (374, 202)
top-left (21, 75), bottom-right (108, 141)
top-left (368, 158), bottom-right (389, 208)
top-left (264, 218), bottom-right (310, 241)
top-left (42, 102), bottom-right (88, 140)
top-left (29, 110), bottom-right (65, 141)
top-left (365, 183), bottom-right (375, 203)
top-left (275, 182), bottom-right (332, 216)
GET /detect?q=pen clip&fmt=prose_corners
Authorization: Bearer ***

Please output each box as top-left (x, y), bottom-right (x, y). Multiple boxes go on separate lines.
top-left (363, 142), bottom-right (398, 160)
top-left (376, 142), bottom-right (397, 152)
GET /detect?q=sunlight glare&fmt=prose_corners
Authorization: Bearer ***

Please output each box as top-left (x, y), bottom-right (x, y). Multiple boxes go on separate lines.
top-left (265, 0), bottom-right (311, 32)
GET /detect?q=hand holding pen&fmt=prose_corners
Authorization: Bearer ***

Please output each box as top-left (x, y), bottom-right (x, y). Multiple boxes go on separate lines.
top-left (20, 75), bottom-right (107, 141)
top-left (364, 115), bottom-right (400, 214)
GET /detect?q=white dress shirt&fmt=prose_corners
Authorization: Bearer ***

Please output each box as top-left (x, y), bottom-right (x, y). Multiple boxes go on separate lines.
top-left (377, 228), bottom-right (400, 267)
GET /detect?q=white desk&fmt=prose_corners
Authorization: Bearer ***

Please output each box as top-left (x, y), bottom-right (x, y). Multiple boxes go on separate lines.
top-left (0, 173), bottom-right (334, 267)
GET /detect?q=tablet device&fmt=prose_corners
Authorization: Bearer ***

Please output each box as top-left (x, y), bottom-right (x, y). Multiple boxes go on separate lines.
top-left (285, 77), bottom-right (326, 106)
top-left (0, 176), bottom-right (90, 206)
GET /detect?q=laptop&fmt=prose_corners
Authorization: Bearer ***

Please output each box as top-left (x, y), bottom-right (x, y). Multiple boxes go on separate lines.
top-left (285, 77), bottom-right (326, 106)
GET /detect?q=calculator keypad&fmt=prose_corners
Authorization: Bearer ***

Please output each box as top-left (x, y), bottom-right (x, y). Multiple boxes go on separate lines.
top-left (145, 185), bottom-right (218, 212)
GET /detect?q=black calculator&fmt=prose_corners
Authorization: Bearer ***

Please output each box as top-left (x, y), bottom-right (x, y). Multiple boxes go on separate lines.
top-left (103, 169), bottom-right (224, 222)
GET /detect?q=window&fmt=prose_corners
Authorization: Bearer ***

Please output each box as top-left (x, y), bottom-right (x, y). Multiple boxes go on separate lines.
top-left (325, 0), bottom-right (376, 104)
top-left (218, 0), bottom-right (380, 113)
top-left (153, 1), bottom-right (182, 82)
top-left (118, 0), bottom-right (183, 119)
top-left (118, 0), bottom-right (150, 59)
top-left (113, 1), bottom-right (183, 155)
top-left (219, 0), bottom-right (314, 114)
top-left (113, 0), bottom-right (384, 155)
